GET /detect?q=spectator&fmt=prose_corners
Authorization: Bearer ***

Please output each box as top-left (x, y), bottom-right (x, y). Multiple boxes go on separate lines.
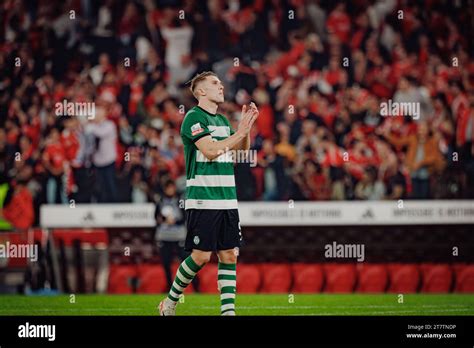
top-left (0, 181), bottom-right (13, 230)
top-left (258, 139), bottom-right (286, 200)
top-left (274, 122), bottom-right (297, 162)
top-left (160, 14), bottom-right (195, 96)
top-left (385, 160), bottom-right (408, 200)
top-left (294, 159), bottom-right (331, 200)
top-left (393, 76), bottom-right (433, 121)
top-left (42, 129), bottom-right (67, 204)
top-left (85, 106), bottom-right (118, 203)
top-left (252, 88), bottom-right (274, 139)
top-left (456, 96), bottom-right (474, 197)
top-left (66, 117), bottom-right (95, 203)
top-left (384, 122), bottom-right (445, 199)
top-left (354, 166), bottom-right (386, 200)
top-left (130, 166), bottom-right (148, 204)
top-left (2, 165), bottom-right (34, 230)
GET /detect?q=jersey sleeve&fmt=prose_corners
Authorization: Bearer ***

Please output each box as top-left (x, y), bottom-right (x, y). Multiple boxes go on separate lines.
top-left (222, 115), bottom-right (235, 135)
top-left (181, 111), bottom-right (212, 142)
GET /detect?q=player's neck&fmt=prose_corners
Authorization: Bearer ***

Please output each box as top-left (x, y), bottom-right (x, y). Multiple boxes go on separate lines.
top-left (197, 99), bottom-right (218, 115)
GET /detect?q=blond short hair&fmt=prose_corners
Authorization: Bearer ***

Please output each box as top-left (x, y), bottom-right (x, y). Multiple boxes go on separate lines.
top-left (188, 71), bottom-right (217, 99)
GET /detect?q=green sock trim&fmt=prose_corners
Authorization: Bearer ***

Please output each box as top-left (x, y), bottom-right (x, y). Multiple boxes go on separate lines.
top-left (218, 274), bottom-right (236, 280)
top-left (178, 265), bottom-right (193, 280)
top-left (175, 277), bottom-right (187, 288)
top-left (167, 294), bottom-right (179, 302)
top-left (171, 285), bottom-right (181, 295)
top-left (220, 286), bottom-right (236, 293)
top-left (186, 256), bottom-right (202, 272)
top-left (218, 262), bottom-right (236, 271)
top-left (221, 308), bottom-right (235, 314)
top-left (221, 298), bottom-right (235, 305)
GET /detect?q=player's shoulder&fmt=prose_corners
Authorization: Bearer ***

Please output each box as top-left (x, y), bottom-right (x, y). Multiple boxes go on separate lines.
top-left (182, 107), bottom-right (202, 126)
top-left (181, 107), bottom-right (208, 137)
top-left (183, 107), bottom-right (206, 123)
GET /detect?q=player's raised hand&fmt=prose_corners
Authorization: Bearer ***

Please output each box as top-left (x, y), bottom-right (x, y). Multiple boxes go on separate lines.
top-left (248, 102), bottom-right (259, 126)
top-left (238, 104), bottom-right (254, 135)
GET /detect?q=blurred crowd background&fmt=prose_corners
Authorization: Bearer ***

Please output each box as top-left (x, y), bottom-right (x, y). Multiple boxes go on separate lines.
top-left (1, 0), bottom-right (473, 228)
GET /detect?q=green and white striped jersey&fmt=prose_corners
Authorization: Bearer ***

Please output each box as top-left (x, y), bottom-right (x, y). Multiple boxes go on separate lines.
top-left (180, 106), bottom-right (237, 210)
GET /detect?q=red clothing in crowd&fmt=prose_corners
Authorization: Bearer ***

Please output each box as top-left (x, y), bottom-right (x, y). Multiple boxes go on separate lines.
top-left (456, 108), bottom-right (474, 146)
top-left (61, 130), bottom-right (80, 169)
top-left (309, 174), bottom-right (331, 200)
top-left (266, 41), bottom-right (306, 80)
top-left (3, 186), bottom-right (34, 229)
top-left (22, 117), bottom-right (41, 149)
top-left (21, 146), bottom-right (34, 162)
top-left (129, 83), bottom-right (144, 115)
top-left (321, 146), bottom-right (345, 168)
top-left (43, 143), bottom-right (66, 172)
top-left (450, 93), bottom-right (469, 120)
top-left (326, 10), bottom-right (351, 44)
top-left (256, 104), bottom-right (274, 139)
top-left (324, 68), bottom-right (345, 86)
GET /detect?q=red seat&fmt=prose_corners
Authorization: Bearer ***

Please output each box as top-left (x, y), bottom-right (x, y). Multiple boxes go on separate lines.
top-left (388, 264), bottom-right (420, 293)
top-left (452, 263), bottom-right (468, 276)
top-left (53, 228), bottom-right (108, 247)
top-left (292, 264), bottom-right (323, 293)
top-left (453, 263), bottom-right (469, 292)
top-left (420, 264), bottom-right (452, 293)
top-left (455, 265), bottom-right (474, 293)
top-left (108, 265), bottom-right (137, 294)
top-left (261, 264), bottom-right (292, 293)
top-left (323, 264), bottom-right (356, 293)
top-left (237, 264), bottom-right (261, 293)
top-left (356, 264), bottom-right (388, 293)
top-left (136, 264), bottom-right (167, 294)
top-left (198, 263), bottom-right (219, 293)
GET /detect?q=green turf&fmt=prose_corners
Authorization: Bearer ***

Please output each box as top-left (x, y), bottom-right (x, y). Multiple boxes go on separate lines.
top-left (0, 294), bottom-right (473, 316)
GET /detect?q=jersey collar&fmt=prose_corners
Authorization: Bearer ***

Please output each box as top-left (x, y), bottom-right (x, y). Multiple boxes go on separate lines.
top-left (195, 106), bottom-right (217, 117)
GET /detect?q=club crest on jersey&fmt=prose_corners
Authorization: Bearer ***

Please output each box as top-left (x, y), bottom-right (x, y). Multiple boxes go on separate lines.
top-left (191, 122), bottom-right (204, 136)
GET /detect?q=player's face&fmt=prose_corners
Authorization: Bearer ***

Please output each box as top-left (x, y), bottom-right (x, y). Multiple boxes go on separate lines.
top-left (202, 76), bottom-right (224, 104)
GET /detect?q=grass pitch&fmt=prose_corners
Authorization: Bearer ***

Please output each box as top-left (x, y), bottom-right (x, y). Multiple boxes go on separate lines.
top-left (0, 294), bottom-right (473, 316)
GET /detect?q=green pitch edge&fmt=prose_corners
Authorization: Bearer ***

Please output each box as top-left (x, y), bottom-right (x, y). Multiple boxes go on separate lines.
top-left (0, 294), bottom-right (473, 316)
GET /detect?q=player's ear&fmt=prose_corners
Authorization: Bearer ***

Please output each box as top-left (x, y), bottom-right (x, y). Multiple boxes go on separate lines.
top-left (194, 87), bottom-right (201, 99)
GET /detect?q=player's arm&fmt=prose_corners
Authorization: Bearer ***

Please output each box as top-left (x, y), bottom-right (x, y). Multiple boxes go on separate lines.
top-left (196, 106), bottom-right (257, 160)
top-left (234, 133), bottom-right (251, 151)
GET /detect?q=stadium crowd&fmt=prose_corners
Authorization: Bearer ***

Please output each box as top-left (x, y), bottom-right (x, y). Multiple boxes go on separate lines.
top-left (0, 0), bottom-right (473, 228)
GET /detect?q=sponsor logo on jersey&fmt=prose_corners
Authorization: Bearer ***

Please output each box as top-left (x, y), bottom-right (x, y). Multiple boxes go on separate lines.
top-left (191, 122), bottom-right (204, 136)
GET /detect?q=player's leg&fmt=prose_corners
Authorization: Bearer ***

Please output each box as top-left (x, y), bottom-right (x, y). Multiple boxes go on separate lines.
top-left (170, 250), bottom-right (209, 300)
top-left (160, 250), bottom-right (210, 315)
top-left (217, 249), bottom-right (238, 316)
top-left (179, 243), bottom-right (200, 292)
top-left (159, 209), bottom-right (217, 315)
top-left (216, 209), bottom-right (242, 316)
